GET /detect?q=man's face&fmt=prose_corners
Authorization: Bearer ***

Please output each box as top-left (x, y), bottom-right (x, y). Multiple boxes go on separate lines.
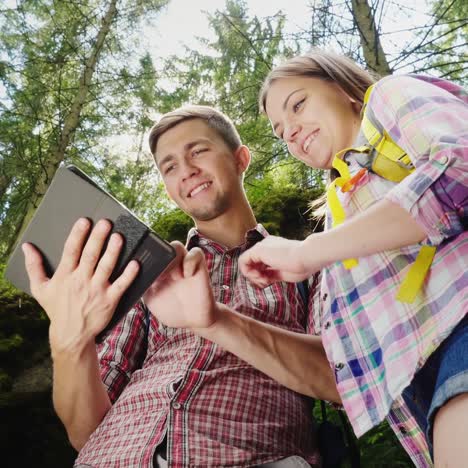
top-left (155, 119), bottom-right (242, 222)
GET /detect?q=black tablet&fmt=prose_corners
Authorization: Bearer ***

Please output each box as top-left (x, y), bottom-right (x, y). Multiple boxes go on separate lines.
top-left (5, 165), bottom-right (176, 342)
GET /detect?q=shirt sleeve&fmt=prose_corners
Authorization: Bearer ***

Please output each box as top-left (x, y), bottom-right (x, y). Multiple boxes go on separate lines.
top-left (96, 302), bottom-right (148, 404)
top-left (306, 271), bottom-right (322, 335)
top-left (368, 75), bottom-right (468, 246)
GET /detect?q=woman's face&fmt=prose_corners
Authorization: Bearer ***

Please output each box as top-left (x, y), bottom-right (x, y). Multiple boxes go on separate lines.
top-left (265, 76), bottom-right (361, 169)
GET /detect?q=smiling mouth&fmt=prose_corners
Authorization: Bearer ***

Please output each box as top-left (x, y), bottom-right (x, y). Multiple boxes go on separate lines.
top-left (188, 182), bottom-right (212, 198)
top-left (302, 129), bottom-right (320, 153)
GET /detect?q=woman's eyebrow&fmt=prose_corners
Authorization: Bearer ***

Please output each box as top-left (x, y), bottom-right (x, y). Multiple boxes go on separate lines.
top-left (282, 88), bottom-right (305, 111)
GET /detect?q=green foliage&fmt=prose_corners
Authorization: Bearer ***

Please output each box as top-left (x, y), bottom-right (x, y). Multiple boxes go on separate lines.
top-left (0, 370), bottom-right (12, 393)
top-left (246, 167), bottom-right (324, 238)
top-left (359, 421), bottom-right (413, 467)
top-left (0, 264), bottom-right (74, 464)
top-left (0, 0), bottom-right (169, 260)
top-left (1, 0), bottom-right (457, 464)
top-left (0, 391), bottom-right (76, 466)
top-left (417, 0), bottom-right (468, 84)
top-left (0, 263), bottom-right (49, 390)
top-left (151, 208), bottom-right (194, 243)
top-left (158, 0), bottom-right (301, 186)
top-left (313, 403), bottom-right (413, 467)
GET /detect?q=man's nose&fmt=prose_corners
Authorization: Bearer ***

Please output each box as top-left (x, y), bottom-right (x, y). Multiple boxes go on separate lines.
top-left (181, 159), bottom-right (200, 181)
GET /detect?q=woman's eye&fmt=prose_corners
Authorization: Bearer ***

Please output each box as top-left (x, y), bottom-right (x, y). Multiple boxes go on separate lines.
top-left (193, 148), bottom-right (207, 157)
top-left (293, 98), bottom-right (305, 113)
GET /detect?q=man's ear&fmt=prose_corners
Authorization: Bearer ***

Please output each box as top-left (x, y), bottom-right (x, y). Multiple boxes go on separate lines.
top-left (234, 145), bottom-right (251, 175)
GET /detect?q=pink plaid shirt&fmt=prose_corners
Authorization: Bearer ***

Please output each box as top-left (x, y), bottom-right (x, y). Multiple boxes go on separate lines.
top-left (75, 225), bottom-right (320, 467)
top-left (320, 75), bottom-right (467, 467)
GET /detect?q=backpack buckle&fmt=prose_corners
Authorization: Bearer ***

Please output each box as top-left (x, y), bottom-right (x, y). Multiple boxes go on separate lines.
top-left (341, 168), bottom-right (367, 193)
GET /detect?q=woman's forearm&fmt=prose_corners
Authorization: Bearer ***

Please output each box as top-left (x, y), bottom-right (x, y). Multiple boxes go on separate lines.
top-left (304, 198), bottom-right (427, 267)
top-left (196, 303), bottom-right (341, 403)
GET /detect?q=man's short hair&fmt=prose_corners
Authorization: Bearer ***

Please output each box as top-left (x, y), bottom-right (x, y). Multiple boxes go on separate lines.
top-left (148, 105), bottom-right (242, 162)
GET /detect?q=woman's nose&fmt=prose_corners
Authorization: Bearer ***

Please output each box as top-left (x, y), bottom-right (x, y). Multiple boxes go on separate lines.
top-left (283, 122), bottom-right (301, 143)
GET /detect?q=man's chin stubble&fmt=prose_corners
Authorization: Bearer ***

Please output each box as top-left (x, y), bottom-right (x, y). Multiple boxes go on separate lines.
top-left (188, 197), bottom-right (230, 222)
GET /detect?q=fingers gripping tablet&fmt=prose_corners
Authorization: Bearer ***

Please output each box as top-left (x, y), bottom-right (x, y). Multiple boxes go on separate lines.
top-left (5, 165), bottom-right (176, 342)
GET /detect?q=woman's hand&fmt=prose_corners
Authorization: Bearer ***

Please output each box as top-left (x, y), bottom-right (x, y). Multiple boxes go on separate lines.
top-left (238, 235), bottom-right (314, 287)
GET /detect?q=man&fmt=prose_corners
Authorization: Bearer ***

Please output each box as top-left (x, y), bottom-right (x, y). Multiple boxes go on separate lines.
top-left (23, 106), bottom-right (337, 467)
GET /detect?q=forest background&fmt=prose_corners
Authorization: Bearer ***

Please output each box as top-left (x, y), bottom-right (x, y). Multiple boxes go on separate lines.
top-left (0, 0), bottom-right (466, 466)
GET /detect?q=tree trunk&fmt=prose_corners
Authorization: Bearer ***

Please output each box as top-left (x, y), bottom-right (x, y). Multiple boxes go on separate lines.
top-left (350, 0), bottom-right (392, 76)
top-left (12, 0), bottom-right (119, 249)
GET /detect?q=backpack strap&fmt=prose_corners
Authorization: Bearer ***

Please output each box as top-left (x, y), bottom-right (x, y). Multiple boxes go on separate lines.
top-left (326, 155), bottom-right (364, 270)
top-left (361, 85), bottom-right (414, 183)
top-left (325, 85), bottom-right (435, 303)
top-left (361, 85), bottom-right (436, 303)
top-left (396, 244), bottom-right (437, 303)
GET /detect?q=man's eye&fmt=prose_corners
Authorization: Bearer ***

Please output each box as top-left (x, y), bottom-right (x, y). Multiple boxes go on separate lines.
top-left (164, 165), bottom-right (175, 174)
top-left (293, 98), bottom-right (305, 113)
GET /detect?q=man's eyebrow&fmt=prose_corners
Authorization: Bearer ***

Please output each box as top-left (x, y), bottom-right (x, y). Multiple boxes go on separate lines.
top-left (157, 138), bottom-right (212, 168)
top-left (272, 88), bottom-right (305, 134)
top-left (183, 138), bottom-right (211, 152)
top-left (157, 153), bottom-right (175, 169)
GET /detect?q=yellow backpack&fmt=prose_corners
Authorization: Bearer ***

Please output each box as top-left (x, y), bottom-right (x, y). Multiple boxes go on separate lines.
top-left (326, 85), bottom-right (436, 303)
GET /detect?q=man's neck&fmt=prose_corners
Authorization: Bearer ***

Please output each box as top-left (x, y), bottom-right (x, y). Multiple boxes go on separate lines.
top-left (194, 198), bottom-right (257, 249)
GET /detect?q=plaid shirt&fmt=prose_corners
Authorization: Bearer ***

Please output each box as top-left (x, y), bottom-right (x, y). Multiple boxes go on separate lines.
top-left (75, 225), bottom-right (320, 467)
top-left (320, 75), bottom-right (467, 467)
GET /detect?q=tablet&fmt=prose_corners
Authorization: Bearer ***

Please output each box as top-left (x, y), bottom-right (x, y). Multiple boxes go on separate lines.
top-left (5, 165), bottom-right (176, 342)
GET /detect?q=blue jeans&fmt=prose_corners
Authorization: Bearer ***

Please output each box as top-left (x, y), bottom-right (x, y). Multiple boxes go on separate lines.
top-left (402, 315), bottom-right (468, 457)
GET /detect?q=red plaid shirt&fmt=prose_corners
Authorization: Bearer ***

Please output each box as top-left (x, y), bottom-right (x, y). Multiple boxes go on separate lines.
top-left (75, 225), bottom-right (320, 467)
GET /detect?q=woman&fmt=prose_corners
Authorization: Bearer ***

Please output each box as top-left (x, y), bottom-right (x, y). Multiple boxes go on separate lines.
top-left (239, 49), bottom-right (468, 467)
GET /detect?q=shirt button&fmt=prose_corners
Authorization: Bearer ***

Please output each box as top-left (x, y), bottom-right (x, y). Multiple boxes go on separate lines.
top-left (335, 362), bottom-right (345, 371)
top-left (399, 426), bottom-right (407, 435)
top-left (222, 285), bottom-right (230, 290)
top-left (172, 401), bottom-right (182, 410)
top-left (439, 155), bottom-right (448, 165)
top-left (322, 293), bottom-right (328, 301)
top-left (324, 321), bottom-right (331, 330)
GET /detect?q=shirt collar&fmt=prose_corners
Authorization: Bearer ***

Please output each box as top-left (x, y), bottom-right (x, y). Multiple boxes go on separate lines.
top-left (186, 224), bottom-right (268, 251)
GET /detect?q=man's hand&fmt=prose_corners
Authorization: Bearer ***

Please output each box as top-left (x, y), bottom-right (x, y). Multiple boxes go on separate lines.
top-left (23, 218), bottom-right (139, 353)
top-left (143, 241), bottom-right (217, 331)
top-left (238, 235), bottom-right (315, 287)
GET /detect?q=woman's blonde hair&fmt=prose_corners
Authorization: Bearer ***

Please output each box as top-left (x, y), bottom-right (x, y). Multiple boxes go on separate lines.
top-left (259, 49), bottom-right (377, 218)
top-left (259, 48), bottom-right (377, 113)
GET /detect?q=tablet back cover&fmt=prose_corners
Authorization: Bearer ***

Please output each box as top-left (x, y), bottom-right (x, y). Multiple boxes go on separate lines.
top-left (5, 165), bottom-right (175, 340)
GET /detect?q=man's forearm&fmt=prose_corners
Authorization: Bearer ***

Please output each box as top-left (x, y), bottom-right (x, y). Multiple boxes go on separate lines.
top-left (196, 304), bottom-right (341, 403)
top-left (51, 340), bottom-right (111, 451)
